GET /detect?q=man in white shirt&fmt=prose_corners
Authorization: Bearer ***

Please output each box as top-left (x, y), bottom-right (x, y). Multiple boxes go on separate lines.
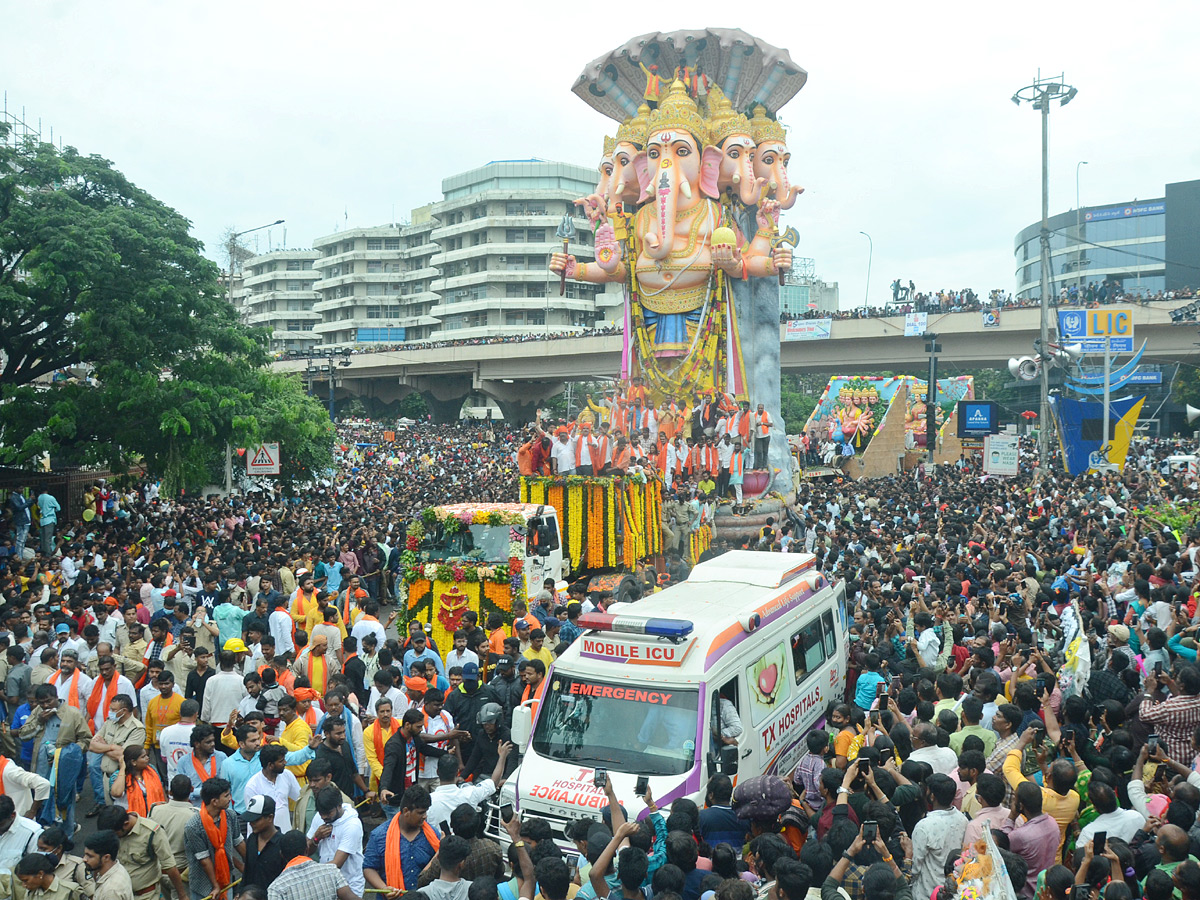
top-left (551, 431), bottom-right (576, 476)
top-left (268, 597), bottom-right (295, 659)
top-left (244, 745), bottom-right (301, 833)
top-left (0, 795), bottom-right (43, 873)
top-left (0, 754), bottom-right (51, 817)
top-left (159, 700), bottom-right (200, 781)
top-left (908, 721), bottom-right (960, 776)
top-left (47, 649), bottom-right (93, 711)
top-left (307, 786), bottom-right (365, 896)
top-left (426, 751), bottom-right (510, 835)
top-left (366, 671), bottom-right (406, 720)
top-left (199, 653), bottom-right (247, 727)
top-left (443, 631), bottom-right (478, 673)
top-left (349, 603), bottom-right (387, 656)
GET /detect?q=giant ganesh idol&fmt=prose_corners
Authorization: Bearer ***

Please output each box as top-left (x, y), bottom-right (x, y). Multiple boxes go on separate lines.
top-left (551, 29), bottom-right (807, 491)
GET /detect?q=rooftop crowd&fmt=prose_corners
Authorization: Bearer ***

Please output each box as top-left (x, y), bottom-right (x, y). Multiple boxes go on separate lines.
top-left (0, 418), bottom-right (1199, 900)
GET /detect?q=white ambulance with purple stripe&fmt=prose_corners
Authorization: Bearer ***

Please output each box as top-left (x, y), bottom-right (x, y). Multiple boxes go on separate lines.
top-left (491, 551), bottom-right (848, 845)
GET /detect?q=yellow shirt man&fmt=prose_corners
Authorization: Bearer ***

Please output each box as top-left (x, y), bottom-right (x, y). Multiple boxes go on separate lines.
top-left (279, 714), bottom-right (314, 783)
top-left (144, 693), bottom-right (183, 750)
top-left (363, 718), bottom-right (399, 791)
top-left (1003, 749), bottom-right (1080, 855)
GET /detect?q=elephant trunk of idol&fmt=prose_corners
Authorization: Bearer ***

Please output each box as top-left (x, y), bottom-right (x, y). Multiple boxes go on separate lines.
top-left (772, 166), bottom-right (801, 210)
top-left (733, 165), bottom-right (761, 207)
top-left (645, 168), bottom-right (678, 260)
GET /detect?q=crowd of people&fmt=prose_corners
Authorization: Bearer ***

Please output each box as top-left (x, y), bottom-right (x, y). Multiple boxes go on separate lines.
top-left (2, 413), bottom-right (1200, 900)
top-left (276, 324), bottom-right (623, 360)
top-left (517, 379), bottom-right (776, 510)
top-left (781, 283), bottom-right (1195, 324)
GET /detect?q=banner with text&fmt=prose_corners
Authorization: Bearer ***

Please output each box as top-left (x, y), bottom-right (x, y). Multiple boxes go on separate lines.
top-left (784, 318), bottom-right (832, 341)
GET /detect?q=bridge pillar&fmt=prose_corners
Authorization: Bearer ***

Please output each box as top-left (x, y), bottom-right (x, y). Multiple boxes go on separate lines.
top-left (396, 373), bottom-right (472, 423)
top-left (421, 391), bottom-right (468, 424)
top-left (478, 380), bottom-right (564, 425)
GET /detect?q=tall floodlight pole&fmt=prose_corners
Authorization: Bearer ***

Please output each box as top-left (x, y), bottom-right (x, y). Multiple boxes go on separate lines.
top-left (1011, 73), bottom-right (1077, 471)
top-left (1076, 161), bottom-right (1088, 294)
top-left (859, 232), bottom-right (872, 315)
top-left (224, 219), bottom-right (285, 493)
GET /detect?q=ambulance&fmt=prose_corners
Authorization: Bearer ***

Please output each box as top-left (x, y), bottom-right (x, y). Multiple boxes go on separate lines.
top-left (491, 551), bottom-right (848, 844)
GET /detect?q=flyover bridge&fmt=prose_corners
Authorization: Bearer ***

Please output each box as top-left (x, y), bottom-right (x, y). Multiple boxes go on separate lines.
top-left (273, 302), bottom-right (1197, 421)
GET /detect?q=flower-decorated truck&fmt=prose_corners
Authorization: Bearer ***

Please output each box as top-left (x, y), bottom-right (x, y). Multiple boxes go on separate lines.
top-left (399, 476), bottom-right (707, 649)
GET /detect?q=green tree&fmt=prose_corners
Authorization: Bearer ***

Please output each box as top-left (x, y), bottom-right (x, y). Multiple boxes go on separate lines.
top-left (0, 127), bottom-right (331, 492)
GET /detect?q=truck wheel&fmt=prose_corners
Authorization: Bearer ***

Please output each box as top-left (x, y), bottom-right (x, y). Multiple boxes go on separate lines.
top-left (615, 575), bottom-right (640, 605)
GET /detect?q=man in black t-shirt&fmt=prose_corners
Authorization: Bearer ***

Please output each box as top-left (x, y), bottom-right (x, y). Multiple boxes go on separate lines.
top-left (243, 795), bottom-right (284, 889)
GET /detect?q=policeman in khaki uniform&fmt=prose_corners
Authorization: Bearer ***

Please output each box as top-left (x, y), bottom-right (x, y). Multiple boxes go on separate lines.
top-left (96, 807), bottom-right (187, 900)
top-left (150, 775), bottom-right (197, 898)
top-left (88, 696), bottom-right (145, 805)
top-left (85, 645), bottom-right (144, 683)
top-left (15, 854), bottom-right (83, 900)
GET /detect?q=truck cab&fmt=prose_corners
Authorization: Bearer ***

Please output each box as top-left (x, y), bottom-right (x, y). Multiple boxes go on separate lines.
top-left (421, 503), bottom-right (566, 600)
top-left (490, 551), bottom-right (847, 846)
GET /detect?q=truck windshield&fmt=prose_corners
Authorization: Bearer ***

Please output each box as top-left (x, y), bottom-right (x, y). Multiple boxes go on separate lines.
top-left (532, 675), bottom-right (699, 777)
top-left (419, 523), bottom-right (516, 562)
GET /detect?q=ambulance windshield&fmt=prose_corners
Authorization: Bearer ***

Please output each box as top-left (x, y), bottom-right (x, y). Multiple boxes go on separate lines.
top-left (532, 674), bottom-right (699, 776)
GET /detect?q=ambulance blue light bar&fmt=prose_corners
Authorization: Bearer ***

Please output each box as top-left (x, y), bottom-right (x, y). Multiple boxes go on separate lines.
top-left (578, 613), bottom-right (694, 638)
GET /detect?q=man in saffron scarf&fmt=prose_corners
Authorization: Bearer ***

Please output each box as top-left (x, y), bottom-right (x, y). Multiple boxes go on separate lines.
top-left (177, 724), bottom-right (229, 804)
top-left (291, 635), bottom-right (331, 695)
top-left (47, 650), bottom-right (94, 713)
top-left (363, 698), bottom-right (399, 791)
top-left (19, 683), bottom-right (90, 834)
top-left (183, 778), bottom-right (244, 900)
top-left (362, 784), bottom-right (535, 899)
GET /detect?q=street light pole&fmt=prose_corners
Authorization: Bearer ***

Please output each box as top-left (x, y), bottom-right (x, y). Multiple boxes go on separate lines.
top-left (1011, 73), bottom-right (1077, 473)
top-left (1076, 161), bottom-right (1088, 295)
top-left (223, 219), bottom-right (285, 494)
top-left (859, 231), bottom-right (872, 315)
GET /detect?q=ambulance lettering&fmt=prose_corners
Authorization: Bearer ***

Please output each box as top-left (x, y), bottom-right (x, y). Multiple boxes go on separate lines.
top-left (580, 638), bottom-right (680, 664)
top-left (529, 775), bottom-right (608, 808)
top-left (761, 685), bottom-right (822, 754)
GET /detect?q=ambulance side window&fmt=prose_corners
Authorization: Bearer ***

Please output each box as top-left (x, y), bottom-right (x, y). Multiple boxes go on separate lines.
top-left (791, 618), bottom-right (828, 685)
top-left (711, 678), bottom-right (744, 746)
top-left (822, 611), bottom-right (838, 656)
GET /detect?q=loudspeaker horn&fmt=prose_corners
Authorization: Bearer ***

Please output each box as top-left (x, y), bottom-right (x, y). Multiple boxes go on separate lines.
top-left (1010, 356), bottom-right (1041, 381)
top-left (1187, 405), bottom-right (1200, 424)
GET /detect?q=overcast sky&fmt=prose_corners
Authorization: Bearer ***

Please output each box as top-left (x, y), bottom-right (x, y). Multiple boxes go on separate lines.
top-left (7, 1), bottom-right (1199, 310)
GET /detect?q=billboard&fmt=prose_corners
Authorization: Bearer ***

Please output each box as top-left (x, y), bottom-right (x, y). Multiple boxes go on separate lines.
top-left (957, 401), bottom-right (1000, 438)
top-left (1057, 308), bottom-right (1134, 353)
top-left (784, 318), bottom-right (832, 341)
top-left (904, 312), bottom-right (927, 337)
top-left (982, 309), bottom-right (1001, 329)
top-left (983, 434), bottom-right (1019, 476)
top-left (1084, 201), bottom-right (1165, 222)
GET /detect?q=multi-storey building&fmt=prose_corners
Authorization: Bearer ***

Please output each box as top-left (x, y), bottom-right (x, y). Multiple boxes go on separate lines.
top-left (311, 207), bottom-right (440, 347)
top-left (235, 250), bottom-right (321, 352)
top-left (429, 160), bottom-right (613, 338)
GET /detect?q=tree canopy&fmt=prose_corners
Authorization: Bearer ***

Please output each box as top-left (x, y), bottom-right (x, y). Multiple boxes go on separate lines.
top-left (0, 127), bottom-right (332, 491)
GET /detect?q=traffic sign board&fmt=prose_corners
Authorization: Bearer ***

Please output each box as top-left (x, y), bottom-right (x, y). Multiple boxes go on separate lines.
top-left (247, 442), bottom-right (281, 475)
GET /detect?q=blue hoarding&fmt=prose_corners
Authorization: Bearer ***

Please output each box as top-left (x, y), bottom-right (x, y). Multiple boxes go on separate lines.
top-left (1083, 201), bottom-right (1165, 222)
